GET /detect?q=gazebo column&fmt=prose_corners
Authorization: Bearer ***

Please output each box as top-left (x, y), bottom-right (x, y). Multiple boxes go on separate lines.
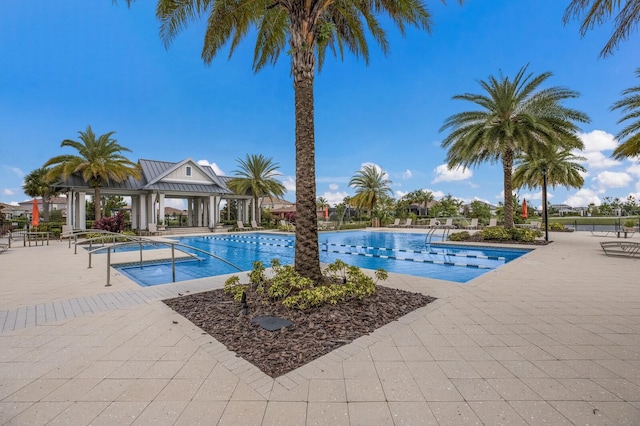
top-left (209, 195), bottom-right (218, 228)
top-left (139, 194), bottom-right (147, 230)
top-left (187, 198), bottom-right (193, 226)
top-left (66, 191), bottom-right (73, 227)
top-left (131, 196), bottom-right (139, 230)
top-left (243, 199), bottom-right (250, 223)
top-left (158, 193), bottom-right (165, 225)
top-left (77, 192), bottom-right (86, 230)
top-left (146, 194), bottom-right (155, 225)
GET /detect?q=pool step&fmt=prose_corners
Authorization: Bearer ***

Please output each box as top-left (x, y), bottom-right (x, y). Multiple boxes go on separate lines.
top-left (165, 227), bottom-right (213, 235)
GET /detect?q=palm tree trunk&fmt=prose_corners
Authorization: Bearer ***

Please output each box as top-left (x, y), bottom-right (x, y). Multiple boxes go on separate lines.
top-left (94, 186), bottom-right (102, 222)
top-left (502, 149), bottom-right (515, 228)
top-left (291, 15), bottom-right (321, 282)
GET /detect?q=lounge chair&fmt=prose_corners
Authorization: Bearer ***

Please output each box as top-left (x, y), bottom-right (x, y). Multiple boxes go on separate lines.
top-left (389, 218), bottom-right (401, 228)
top-left (442, 218), bottom-right (454, 228)
top-left (601, 241), bottom-right (640, 258)
top-left (144, 223), bottom-right (161, 236)
top-left (251, 220), bottom-right (264, 230)
top-left (236, 221), bottom-right (250, 231)
top-left (401, 218), bottom-right (413, 228)
top-left (487, 218), bottom-right (498, 227)
top-left (465, 218), bottom-right (479, 229)
top-left (0, 243), bottom-right (8, 254)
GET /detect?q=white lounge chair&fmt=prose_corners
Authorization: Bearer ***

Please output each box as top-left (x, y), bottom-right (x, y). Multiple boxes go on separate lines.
top-left (144, 223), bottom-right (161, 236)
top-left (487, 218), bottom-right (498, 227)
top-left (401, 218), bottom-right (413, 228)
top-left (465, 218), bottom-right (478, 229)
top-left (251, 220), bottom-right (264, 230)
top-left (236, 221), bottom-right (250, 231)
top-left (442, 218), bottom-right (454, 228)
top-left (389, 218), bottom-right (401, 228)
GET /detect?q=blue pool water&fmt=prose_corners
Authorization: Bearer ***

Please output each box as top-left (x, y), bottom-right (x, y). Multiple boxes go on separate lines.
top-left (114, 231), bottom-right (530, 286)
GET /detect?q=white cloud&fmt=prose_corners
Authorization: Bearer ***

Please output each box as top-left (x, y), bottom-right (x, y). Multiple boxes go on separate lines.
top-left (626, 163), bottom-right (640, 177)
top-left (3, 166), bottom-right (24, 177)
top-left (197, 159), bottom-right (225, 176)
top-left (9, 201), bottom-right (19, 206)
top-left (395, 190), bottom-right (408, 198)
top-left (579, 130), bottom-right (618, 152)
top-left (574, 130), bottom-right (621, 170)
top-left (2, 188), bottom-right (14, 196)
top-left (432, 164), bottom-right (472, 183)
top-left (593, 171), bottom-right (632, 192)
top-left (402, 169), bottom-right (412, 179)
top-left (580, 150), bottom-right (620, 169)
top-left (430, 190), bottom-right (445, 199)
top-left (564, 188), bottom-right (601, 207)
top-left (282, 176), bottom-right (296, 192)
top-left (319, 191), bottom-right (349, 206)
top-left (329, 183), bottom-right (338, 191)
top-left (518, 191), bottom-right (543, 201)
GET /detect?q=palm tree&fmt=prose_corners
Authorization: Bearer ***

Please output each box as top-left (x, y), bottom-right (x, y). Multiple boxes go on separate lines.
top-left (154, 0), bottom-right (454, 281)
top-left (440, 66), bottom-right (590, 228)
top-left (44, 125), bottom-right (140, 221)
top-left (227, 154), bottom-right (286, 224)
top-left (23, 167), bottom-right (58, 222)
top-left (611, 68), bottom-right (640, 159)
top-left (513, 147), bottom-right (586, 223)
top-left (563, 0), bottom-right (640, 57)
top-left (349, 164), bottom-right (392, 216)
top-left (513, 148), bottom-right (587, 191)
top-left (316, 197), bottom-right (329, 219)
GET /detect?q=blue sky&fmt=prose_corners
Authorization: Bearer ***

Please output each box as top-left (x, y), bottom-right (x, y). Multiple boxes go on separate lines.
top-left (1, 0), bottom-right (639, 210)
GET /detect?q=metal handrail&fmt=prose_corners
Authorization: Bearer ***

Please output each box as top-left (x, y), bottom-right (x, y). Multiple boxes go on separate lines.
top-left (88, 240), bottom-right (242, 286)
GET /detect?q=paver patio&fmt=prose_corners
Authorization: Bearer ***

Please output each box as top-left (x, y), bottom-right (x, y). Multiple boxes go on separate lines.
top-left (0, 230), bottom-right (638, 425)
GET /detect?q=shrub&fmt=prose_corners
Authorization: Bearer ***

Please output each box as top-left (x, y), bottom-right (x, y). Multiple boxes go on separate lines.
top-left (223, 259), bottom-right (387, 310)
top-left (623, 220), bottom-right (636, 228)
top-left (93, 211), bottom-right (126, 233)
top-left (549, 222), bottom-right (566, 231)
top-left (448, 231), bottom-right (471, 241)
top-left (479, 226), bottom-right (512, 241)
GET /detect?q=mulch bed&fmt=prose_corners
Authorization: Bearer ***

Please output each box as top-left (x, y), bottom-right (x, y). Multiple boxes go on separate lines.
top-left (164, 286), bottom-right (436, 377)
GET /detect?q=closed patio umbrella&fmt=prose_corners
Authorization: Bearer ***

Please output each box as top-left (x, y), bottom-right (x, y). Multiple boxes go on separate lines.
top-left (31, 198), bottom-right (40, 228)
top-left (521, 199), bottom-right (528, 220)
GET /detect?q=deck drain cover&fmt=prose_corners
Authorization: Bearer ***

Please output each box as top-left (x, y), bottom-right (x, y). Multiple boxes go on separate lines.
top-left (252, 316), bottom-right (293, 331)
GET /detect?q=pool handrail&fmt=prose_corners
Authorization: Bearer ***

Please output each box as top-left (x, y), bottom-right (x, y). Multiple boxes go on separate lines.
top-left (86, 239), bottom-right (243, 286)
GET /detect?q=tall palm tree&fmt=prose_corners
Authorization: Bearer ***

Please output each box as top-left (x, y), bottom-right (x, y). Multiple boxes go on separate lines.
top-left (563, 0), bottom-right (640, 57)
top-left (513, 148), bottom-right (587, 222)
top-left (44, 125), bottom-right (140, 221)
top-left (611, 67), bottom-right (640, 159)
top-left (440, 66), bottom-right (589, 228)
top-left (349, 164), bottom-right (392, 216)
top-left (154, 0), bottom-right (455, 281)
top-left (227, 154), bottom-right (286, 224)
top-left (23, 167), bottom-right (58, 222)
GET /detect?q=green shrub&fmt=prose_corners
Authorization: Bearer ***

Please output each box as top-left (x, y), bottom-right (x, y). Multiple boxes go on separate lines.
top-left (623, 220), bottom-right (636, 228)
top-left (479, 226), bottom-right (512, 241)
top-left (223, 258), bottom-right (387, 310)
top-left (448, 231), bottom-right (471, 241)
top-left (549, 222), bottom-right (565, 231)
top-left (509, 227), bottom-right (541, 242)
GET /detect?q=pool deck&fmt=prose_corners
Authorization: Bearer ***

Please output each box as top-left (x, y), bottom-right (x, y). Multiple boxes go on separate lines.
top-left (0, 230), bottom-right (639, 425)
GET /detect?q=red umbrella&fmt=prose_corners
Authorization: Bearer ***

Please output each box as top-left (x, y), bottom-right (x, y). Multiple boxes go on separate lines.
top-left (324, 206), bottom-right (329, 220)
top-left (521, 199), bottom-right (528, 219)
top-left (31, 198), bottom-right (40, 227)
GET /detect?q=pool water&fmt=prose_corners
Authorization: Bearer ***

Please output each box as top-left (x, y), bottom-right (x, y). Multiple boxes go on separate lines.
top-left (114, 231), bottom-right (530, 286)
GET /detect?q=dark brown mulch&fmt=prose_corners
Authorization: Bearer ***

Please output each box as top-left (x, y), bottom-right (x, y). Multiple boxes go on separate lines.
top-left (164, 286), bottom-right (436, 377)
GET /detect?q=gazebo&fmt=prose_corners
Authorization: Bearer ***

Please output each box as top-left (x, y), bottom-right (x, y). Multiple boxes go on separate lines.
top-left (52, 158), bottom-right (253, 232)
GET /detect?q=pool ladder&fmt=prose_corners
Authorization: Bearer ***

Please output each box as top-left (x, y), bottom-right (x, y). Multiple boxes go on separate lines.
top-left (425, 226), bottom-right (451, 245)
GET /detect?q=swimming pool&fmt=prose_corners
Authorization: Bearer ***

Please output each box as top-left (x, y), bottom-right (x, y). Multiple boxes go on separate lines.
top-left (114, 231), bottom-right (530, 286)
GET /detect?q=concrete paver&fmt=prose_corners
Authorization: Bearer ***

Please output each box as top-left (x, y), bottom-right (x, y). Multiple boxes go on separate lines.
top-left (1, 231), bottom-right (639, 424)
